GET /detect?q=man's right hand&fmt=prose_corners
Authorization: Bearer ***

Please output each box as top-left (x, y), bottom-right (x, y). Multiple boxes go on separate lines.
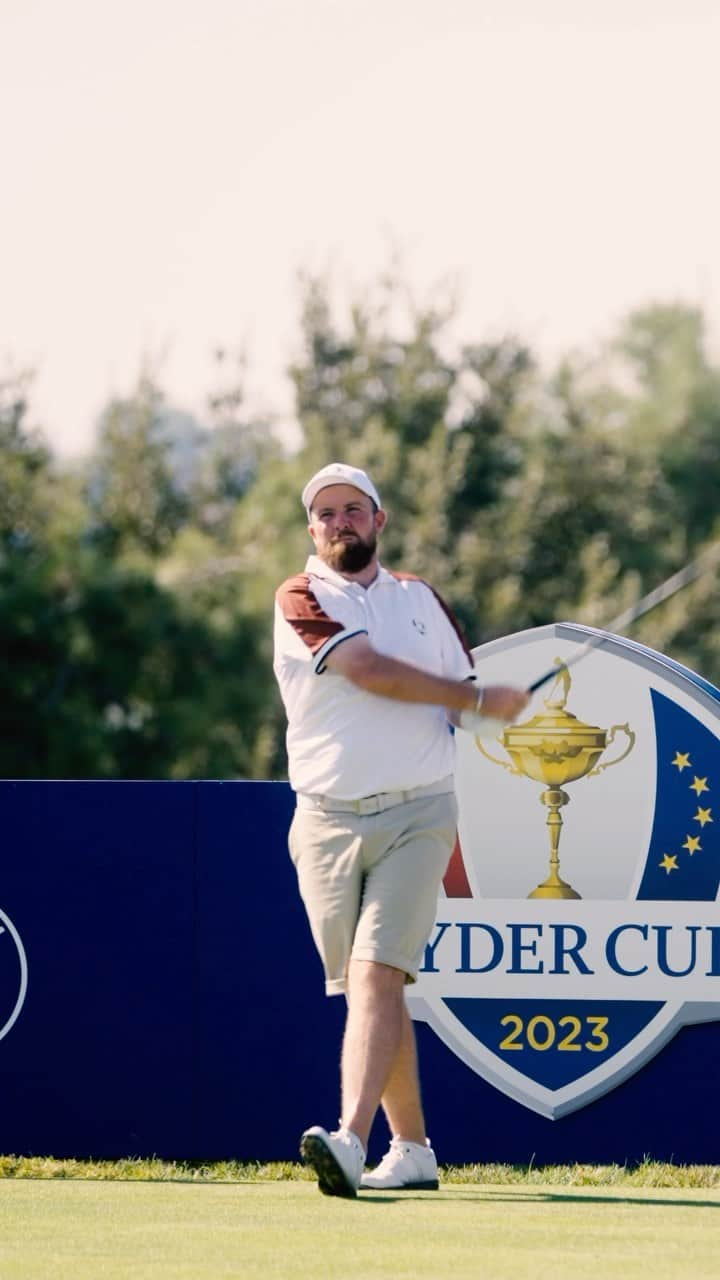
top-left (481, 685), bottom-right (531, 722)
top-left (457, 685), bottom-right (530, 733)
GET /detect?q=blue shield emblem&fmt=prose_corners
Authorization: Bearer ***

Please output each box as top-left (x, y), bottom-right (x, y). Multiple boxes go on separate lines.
top-left (407, 624), bottom-right (720, 1117)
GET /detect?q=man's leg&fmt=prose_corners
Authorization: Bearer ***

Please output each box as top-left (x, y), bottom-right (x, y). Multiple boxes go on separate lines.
top-left (340, 958), bottom-right (413, 1149)
top-left (301, 958), bottom-right (403, 1197)
top-left (299, 794), bottom-right (454, 1193)
top-left (378, 999), bottom-right (426, 1142)
top-left (357, 995), bottom-right (441, 1192)
top-left (346, 977), bottom-right (440, 1192)
top-left (340, 794), bottom-right (457, 1150)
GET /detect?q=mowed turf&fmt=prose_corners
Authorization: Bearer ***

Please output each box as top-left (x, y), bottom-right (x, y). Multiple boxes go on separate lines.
top-left (1, 1180), bottom-right (719, 1280)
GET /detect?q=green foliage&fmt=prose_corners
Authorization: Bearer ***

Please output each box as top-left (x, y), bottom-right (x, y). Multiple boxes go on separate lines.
top-left (0, 374), bottom-right (53, 551)
top-left (3, 284), bottom-right (720, 780)
top-left (1, 556), bottom-right (272, 779)
top-left (0, 372), bottom-right (276, 780)
top-left (87, 375), bottom-right (190, 558)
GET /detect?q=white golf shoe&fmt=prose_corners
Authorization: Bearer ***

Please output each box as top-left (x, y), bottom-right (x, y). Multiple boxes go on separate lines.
top-left (300, 1125), bottom-right (366, 1198)
top-left (360, 1137), bottom-right (439, 1190)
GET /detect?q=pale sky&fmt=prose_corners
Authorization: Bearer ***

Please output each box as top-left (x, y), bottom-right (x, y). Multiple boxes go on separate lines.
top-left (2, 0), bottom-right (719, 457)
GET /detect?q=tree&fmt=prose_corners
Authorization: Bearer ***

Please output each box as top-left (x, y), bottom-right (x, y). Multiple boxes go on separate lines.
top-left (86, 373), bottom-right (190, 559)
top-left (6, 286), bottom-right (720, 780)
top-left (283, 273), bottom-right (535, 640)
top-left (613, 305), bottom-right (720, 549)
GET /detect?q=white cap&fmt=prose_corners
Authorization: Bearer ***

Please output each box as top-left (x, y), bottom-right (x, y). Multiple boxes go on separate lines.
top-left (301, 462), bottom-right (381, 515)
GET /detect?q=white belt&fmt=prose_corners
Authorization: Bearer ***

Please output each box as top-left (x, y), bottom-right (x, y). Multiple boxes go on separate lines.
top-left (296, 776), bottom-right (454, 817)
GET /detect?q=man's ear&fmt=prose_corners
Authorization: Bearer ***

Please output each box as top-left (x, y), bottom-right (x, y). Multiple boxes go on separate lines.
top-left (375, 508), bottom-right (388, 533)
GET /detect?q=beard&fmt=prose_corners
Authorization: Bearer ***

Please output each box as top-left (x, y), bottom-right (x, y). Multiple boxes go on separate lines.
top-left (324, 530), bottom-right (377, 573)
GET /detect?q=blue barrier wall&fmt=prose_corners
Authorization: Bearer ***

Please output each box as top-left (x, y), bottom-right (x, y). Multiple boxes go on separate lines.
top-left (1, 780), bottom-right (718, 1163)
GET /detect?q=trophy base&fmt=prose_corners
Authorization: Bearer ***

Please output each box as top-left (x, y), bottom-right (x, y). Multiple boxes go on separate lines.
top-left (528, 880), bottom-right (581, 900)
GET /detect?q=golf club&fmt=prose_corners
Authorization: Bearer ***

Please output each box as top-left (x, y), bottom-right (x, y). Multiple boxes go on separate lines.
top-left (527, 538), bottom-right (720, 695)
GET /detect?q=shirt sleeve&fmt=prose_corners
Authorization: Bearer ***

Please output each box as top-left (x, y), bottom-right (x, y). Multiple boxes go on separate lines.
top-left (427, 585), bottom-right (476, 682)
top-left (275, 574), bottom-right (368, 673)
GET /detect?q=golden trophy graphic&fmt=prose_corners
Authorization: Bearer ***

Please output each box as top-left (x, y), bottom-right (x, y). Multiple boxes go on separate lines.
top-left (476, 663), bottom-right (635, 899)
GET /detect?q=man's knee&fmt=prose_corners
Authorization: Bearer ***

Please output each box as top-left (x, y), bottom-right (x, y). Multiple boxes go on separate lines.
top-left (347, 958), bottom-right (407, 1000)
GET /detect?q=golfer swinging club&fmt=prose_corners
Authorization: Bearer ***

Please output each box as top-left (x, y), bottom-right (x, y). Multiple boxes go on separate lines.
top-left (273, 462), bottom-right (529, 1197)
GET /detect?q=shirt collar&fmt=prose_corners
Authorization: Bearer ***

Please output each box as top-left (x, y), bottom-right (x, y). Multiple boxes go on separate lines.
top-left (305, 554), bottom-right (396, 589)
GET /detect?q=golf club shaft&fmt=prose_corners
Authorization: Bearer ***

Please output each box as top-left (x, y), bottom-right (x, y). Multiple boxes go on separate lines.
top-left (527, 539), bottom-right (720, 695)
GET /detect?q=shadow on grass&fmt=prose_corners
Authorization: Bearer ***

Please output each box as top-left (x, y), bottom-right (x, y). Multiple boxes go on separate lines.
top-left (356, 1188), bottom-right (720, 1210)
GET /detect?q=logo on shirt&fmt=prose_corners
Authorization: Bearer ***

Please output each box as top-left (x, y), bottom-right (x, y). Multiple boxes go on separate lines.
top-left (407, 624), bottom-right (720, 1117)
top-left (411, 619), bottom-right (427, 636)
top-left (0, 907), bottom-right (28, 1046)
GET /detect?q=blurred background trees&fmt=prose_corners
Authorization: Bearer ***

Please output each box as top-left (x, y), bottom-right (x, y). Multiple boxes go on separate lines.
top-left (2, 282), bottom-right (719, 779)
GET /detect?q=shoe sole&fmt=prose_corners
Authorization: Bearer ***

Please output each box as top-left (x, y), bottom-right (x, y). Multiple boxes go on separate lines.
top-left (300, 1132), bottom-right (358, 1199)
top-left (361, 1178), bottom-right (439, 1191)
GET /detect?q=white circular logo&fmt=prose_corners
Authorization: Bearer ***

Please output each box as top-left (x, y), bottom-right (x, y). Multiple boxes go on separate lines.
top-left (0, 908), bottom-right (28, 1042)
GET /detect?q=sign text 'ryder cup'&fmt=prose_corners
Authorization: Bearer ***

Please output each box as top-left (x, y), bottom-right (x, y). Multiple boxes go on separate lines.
top-left (420, 901), bottom-right (720, 1000)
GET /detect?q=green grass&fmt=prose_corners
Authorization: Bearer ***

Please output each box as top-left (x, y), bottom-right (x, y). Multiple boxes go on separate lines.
top-left (1, 1156), bottom-right (719, 1186)
top-left (0, 1161), bottom-right (719, 1280)
top-left (0, 1177), bottom-right (718, 1280)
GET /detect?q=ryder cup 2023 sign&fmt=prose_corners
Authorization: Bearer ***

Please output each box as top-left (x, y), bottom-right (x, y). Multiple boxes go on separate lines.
top-left (407, 623), bottom-right (720, 1119)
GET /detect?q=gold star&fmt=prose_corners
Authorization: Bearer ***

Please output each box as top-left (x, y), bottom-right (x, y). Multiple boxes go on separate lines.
top-left (672, 752), bottom-right (691, 771)
top-left (694, 807), bottom-right (713, 827)
top-left (683, 835), bottom-right (702, 855)
top-left (690, 776), bottom-right (709, 795)
top-left (659, 853), bottom-right (679, 874)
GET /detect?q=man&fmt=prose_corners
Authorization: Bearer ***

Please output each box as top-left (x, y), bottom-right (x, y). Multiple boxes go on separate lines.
top-left (273, 462), bottom-right (529, 1198)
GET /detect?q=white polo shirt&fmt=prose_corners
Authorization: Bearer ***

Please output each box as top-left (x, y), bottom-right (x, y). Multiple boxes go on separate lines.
top-left (273, 555), bottom-right (475, 799)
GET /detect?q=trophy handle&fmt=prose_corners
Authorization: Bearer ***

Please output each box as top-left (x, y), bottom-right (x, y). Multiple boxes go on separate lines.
top-left (587, 723), bottom-right (636, 776)
top-left (474, 736), bottom-right (522, 774)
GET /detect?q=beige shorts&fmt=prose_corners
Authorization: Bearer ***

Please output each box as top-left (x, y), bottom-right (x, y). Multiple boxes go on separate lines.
top-left (288, 782), bottom-right (457, 996)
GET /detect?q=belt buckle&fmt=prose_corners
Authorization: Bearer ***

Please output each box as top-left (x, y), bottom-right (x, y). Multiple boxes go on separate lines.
top-left (358, 793), bottom-right (382, 816)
